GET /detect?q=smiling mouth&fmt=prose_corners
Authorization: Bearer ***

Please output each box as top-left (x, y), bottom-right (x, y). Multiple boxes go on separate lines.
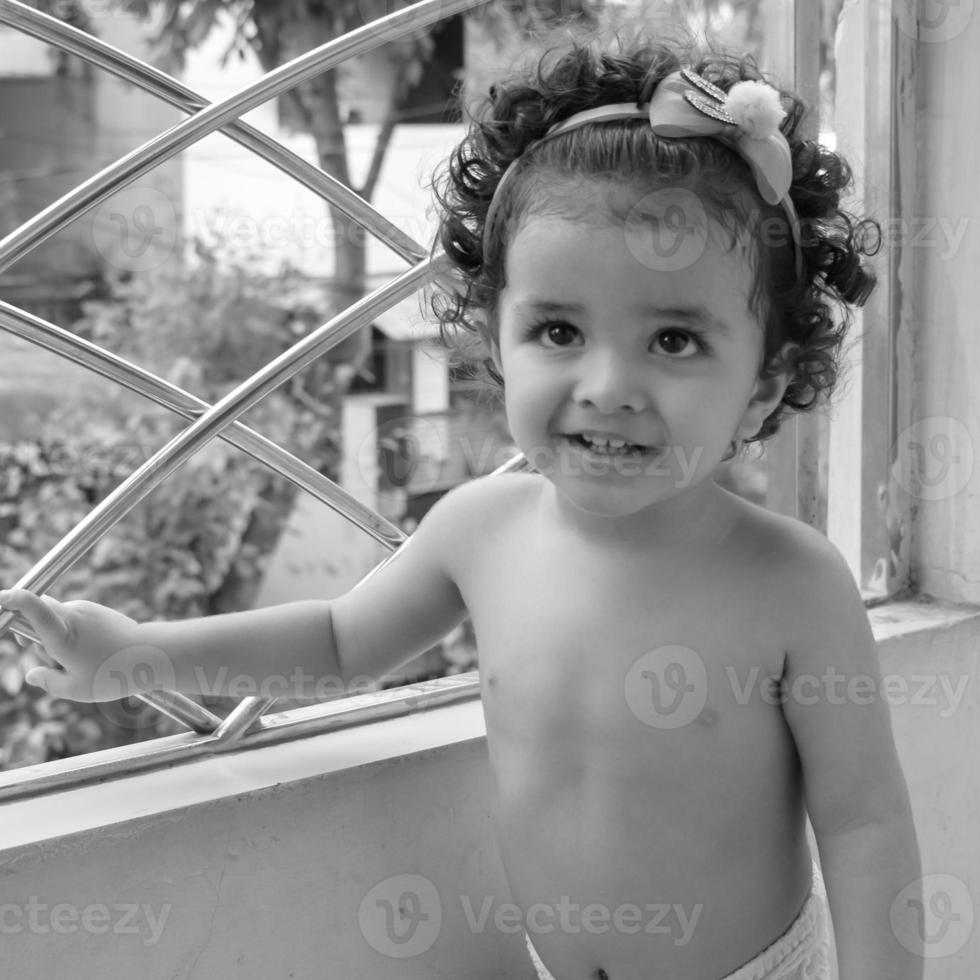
top-left (562, 433), bottom-right (658, 455)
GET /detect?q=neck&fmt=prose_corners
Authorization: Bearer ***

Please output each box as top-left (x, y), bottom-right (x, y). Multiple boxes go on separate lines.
top-left (544, 477), bottom-right (741, 553)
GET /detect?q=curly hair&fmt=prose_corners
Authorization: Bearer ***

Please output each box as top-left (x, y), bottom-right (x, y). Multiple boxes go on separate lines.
top-left (427, 28), bottom-right (881, 448)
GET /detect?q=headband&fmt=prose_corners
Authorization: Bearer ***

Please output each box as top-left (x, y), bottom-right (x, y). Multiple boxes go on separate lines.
top-left (483, 68), bottom-right (803, 278)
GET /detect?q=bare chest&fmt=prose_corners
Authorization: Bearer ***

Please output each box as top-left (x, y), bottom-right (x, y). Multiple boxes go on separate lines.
top-left (473, 536), bottom-right (785, 719)
top-left (459, 520), bottom-right (798, 824)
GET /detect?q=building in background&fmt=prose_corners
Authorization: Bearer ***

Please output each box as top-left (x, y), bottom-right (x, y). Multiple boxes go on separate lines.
top-left (0, 13), bottom-right (182, 323)
top-left (0, 8), bottom-right (511, 605)
top-left (177, 12), bottom-right (512, 605)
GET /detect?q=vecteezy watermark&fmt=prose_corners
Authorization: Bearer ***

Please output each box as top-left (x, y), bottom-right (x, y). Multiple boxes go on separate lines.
top-left (0, 442), bottom-right (149, 480)
top-left (692, 206), bottom-right (969, 263)
top-left (460, 894), bottom-right (703, 945)
top-left (358, 874), bottom-right (442, 958)
top-left (892, 416), bottom-right (974, 503)
top-left (877, 216), bottom-right (970, 261)
top-left (542, 442), bottom-right (704, 486)
top-left (353, 415), bottom-right (449, 504)
top-left (623, 188), bottom-right (710, 273)
top-left (90, 643), bottom-right (179, 731)
top-left (188, 665), bottom-right (380, 701)
top-left (0, 896), bottom-right (170, 947)
top-left (50, 0), bottom-right (148, 17)
top-left (624, 645), bottom-right (709, 730)
top-left (92, 186), bottom-right (177, 274)
top-left (354, 418), bottom-right (709, 495)
top-left (357, 874), bottom-right (704, 959)
top-left (460, 438), bottom-right (705, 487)
top-left (192, 207), bottom-right (430, 254)
top-left (897, 0), bottom-right (975, 43)
top-left (725, 665), bottom-right (971, 718)
top-left (890, 874), bottom-right (974, 958)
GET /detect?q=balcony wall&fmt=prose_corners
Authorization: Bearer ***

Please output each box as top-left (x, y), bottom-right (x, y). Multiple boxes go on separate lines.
top-left (0, 603), bottom-right (978, 979)
top-left (0, 695), bottom-right (542, 979)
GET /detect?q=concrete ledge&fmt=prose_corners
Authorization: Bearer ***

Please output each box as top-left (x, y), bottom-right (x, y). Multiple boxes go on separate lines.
top-left (0, 600), bottom-right (976, 979)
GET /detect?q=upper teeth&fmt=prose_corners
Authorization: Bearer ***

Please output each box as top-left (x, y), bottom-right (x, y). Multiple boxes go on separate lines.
top-left (584, 434), bottom-right (629, 448)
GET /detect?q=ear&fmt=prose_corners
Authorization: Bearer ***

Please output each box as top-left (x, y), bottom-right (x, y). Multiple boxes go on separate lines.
top-left (736, 342), bottom-right (799, 442)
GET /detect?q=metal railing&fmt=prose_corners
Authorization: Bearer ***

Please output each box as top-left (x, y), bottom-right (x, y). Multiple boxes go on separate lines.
top-left (0, 0), bottom-right (528, 801)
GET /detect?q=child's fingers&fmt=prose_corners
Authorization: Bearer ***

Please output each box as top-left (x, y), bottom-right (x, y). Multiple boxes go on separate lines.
top-left (23, 664), bottom-right (74, 699)
top-left (0, 589), bottom-right (68, 646)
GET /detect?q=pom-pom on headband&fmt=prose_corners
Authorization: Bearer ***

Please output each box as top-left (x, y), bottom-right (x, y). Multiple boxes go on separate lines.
top-left (483, 68), bottom-right (803, 278)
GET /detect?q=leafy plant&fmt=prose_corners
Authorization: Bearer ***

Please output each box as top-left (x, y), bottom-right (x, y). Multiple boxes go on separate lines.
top-left (0, 242), bottom-right (347, 769)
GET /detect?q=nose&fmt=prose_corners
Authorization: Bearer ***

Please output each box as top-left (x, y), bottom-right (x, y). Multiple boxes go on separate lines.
top-left (573, 349), bottom-right (650, 414)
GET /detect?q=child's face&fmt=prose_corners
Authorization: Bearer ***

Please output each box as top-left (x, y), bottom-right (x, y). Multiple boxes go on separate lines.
top-left (494, 207), bottom-right (792, 526)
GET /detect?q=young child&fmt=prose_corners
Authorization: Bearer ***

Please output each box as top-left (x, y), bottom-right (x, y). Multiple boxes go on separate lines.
top-left (1, 31), bottom-right (922, 980)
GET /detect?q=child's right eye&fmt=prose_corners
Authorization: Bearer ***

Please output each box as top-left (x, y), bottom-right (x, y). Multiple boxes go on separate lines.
top-left (525, 320), bottom-right (580, 347)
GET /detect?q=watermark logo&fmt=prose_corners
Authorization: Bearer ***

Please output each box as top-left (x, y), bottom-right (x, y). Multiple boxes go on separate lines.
top-left (92, 186), bottom-right (177, 274)
top-left (890, 874), bottom-right (974, 957)
top-left (893, 416), bottom-right (973, 502)
top-left (92, 643), bottom-right (177, 730)
top-left (460, 894), bottom-right (702, 944)
top-left (898, 0), bottom-right (975, 43)
top-left (191, 206), bottom-right (426, 253)
top-left (355, 415), bottom-right (448, 503)
top-left (524, 442), bottom-right (703, 487)
top-left (624, 189), bottom-right (709, 273)
top-left (0, 896), bottom-right (170, 947)
top-left (878, 216), bottom-right (969, 262)
top-left (726, 665), bottom-right (970, 718)
top-left (358, 874), bottom-right (442, 958)
top-left (189, 665), bottom-right (378, 702)
top-left (624, 645), bottom-right (708, 729)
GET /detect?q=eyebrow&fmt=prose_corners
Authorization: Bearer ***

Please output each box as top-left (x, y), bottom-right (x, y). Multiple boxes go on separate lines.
top-left (512, 301), bottom-right (732, 335)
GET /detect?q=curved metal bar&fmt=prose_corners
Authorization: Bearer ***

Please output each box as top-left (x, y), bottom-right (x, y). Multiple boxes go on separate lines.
top-left (0, 0), bottom-right (426, 268)
top-left (0, 672), bottom-right (481, 803)
top-left (0, 301), bottom-right (406, 550)
top-left (492, 453), bottom-right (534, 476)
top-left (210, 696), bottom-right (280, 748)
top-left (0, 256), bottom-right (445, 641)
top-left (0, 0), bottom-right (487, 274)
top-left (137, 690), bottom-right (223, 734)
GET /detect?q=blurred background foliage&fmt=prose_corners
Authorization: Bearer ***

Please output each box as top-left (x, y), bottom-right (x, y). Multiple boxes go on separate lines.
top-left (0, 241), bottom-right (349, 767)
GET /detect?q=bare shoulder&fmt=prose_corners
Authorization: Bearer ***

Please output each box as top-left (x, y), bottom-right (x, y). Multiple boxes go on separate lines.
top-left (413, 472), bottom-right (545, 564)
top-left (725, 492), bottom-right (871, 664)
top-left (433, 471), bottom-right (544, 515)
top-left (725, 490), bottom-right (849, 583)
top-left (725, 491), bottom-right (863, 626)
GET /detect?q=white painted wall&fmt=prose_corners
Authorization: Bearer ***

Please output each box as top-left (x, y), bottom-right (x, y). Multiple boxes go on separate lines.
top-left (1, 604), bottom-right (978, 978)
top-left (0, 699), bottom-right (539, 980)
top-left (912, 12), bottom-right (980, 606)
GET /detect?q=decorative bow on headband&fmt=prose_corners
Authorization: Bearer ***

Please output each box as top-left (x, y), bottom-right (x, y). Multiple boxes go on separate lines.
top-left (489, 68), bottom-right (803, 275)
top-left (648, 69), bottom-right (791, 206)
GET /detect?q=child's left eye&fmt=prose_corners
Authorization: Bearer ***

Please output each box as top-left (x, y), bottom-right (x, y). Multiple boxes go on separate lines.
top-left (654, 329), bottom-right (709, 357)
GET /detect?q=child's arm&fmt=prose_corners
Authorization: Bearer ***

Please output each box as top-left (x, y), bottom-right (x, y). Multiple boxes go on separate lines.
top-left (779, 529), bottom-right (923, 980)
top-left (0, 479), bottom-right (480, 703)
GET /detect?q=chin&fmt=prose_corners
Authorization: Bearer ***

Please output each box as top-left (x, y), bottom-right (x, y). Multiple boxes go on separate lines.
top-left (555, 480), bottom-right (672, 520)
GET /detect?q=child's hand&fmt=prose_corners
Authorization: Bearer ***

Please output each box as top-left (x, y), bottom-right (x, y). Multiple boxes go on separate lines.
top-left (0, 588), bottom-right (169, 702)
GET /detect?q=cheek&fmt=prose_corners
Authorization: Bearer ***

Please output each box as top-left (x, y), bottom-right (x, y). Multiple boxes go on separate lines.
top-left (500, 363), bottom-right (559, 428)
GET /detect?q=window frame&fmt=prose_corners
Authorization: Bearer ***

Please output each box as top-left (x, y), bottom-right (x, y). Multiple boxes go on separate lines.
top-left (764, 0), bottom-right (916, 606)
